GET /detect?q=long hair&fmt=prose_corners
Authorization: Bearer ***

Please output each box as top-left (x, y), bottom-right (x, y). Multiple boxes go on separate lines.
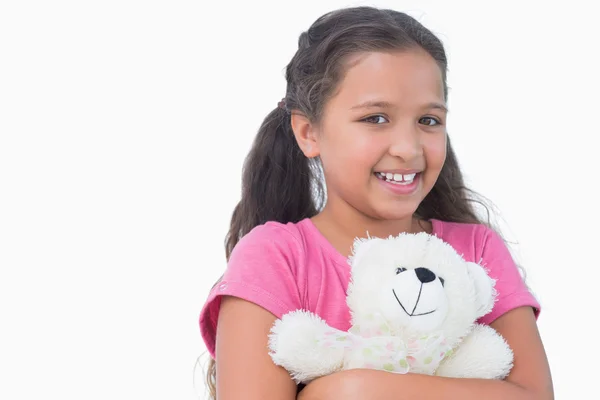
top-left (204, 6), bottom-right (499, 398)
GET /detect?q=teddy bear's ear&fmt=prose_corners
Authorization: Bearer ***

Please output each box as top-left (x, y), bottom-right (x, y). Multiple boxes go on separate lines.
top-left (348, 236), bottom-right (381, 272)
top-left (466, 261), bottom-right (497, 319)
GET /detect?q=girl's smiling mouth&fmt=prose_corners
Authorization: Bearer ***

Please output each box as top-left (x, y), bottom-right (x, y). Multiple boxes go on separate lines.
top-left (374, 170), bottom-right (422, 195)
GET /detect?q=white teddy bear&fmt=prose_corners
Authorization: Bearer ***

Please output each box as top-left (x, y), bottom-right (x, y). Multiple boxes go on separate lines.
top-left (268, 232), bottom-right (514, 384)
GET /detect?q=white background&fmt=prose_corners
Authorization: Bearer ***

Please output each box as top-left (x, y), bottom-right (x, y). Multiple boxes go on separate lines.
top-left (1, 0), bottom-right (597, 399)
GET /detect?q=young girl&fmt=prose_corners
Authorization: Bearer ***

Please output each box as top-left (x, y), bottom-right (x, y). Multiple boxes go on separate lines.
top-left (199, 6), bottom-right (553, 400)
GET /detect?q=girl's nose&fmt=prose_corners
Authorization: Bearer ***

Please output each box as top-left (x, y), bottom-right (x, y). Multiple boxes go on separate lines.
top-left (387, 124), bottom-right (423, 161)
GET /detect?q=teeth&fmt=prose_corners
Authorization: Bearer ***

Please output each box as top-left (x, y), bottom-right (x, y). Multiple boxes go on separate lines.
top-left (376, 172), bottom-right (419, 184)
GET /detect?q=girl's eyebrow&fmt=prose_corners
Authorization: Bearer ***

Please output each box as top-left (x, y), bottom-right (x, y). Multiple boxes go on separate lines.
top-left (350, 100), bottom-right (449, 113)
top-left (350, 100), bottom-right (395, 111)
top-left (427, 102), bottom-right (449, 113)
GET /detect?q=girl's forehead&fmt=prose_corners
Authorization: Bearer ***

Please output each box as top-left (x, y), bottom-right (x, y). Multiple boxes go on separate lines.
top-left (333, 50), bottom-right (445, 108)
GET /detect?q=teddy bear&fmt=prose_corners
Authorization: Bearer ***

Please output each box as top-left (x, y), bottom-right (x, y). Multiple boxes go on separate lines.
top-left (267, 232), bottom-right (514, 384)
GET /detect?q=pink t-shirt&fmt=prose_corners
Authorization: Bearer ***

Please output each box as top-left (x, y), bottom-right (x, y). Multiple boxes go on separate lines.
top-left (199, 218), bottom-right (540, 358)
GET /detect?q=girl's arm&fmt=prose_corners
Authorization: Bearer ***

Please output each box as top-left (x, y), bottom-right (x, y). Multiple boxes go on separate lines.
top-left (298, 307), bottom-right (554, 400)
top-left (215, 295), bottom-right (297, 400)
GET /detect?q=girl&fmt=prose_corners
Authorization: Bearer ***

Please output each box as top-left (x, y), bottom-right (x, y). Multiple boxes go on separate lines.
top-left (199, 6), bottom-right (553, 400)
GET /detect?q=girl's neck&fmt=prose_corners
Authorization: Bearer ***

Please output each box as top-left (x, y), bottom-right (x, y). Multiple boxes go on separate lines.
top-left (311, 201), bottom-right (431, 259)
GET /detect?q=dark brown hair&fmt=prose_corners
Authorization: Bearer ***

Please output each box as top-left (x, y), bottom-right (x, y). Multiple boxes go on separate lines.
top-left (204, 6), bottom-right (497, 398)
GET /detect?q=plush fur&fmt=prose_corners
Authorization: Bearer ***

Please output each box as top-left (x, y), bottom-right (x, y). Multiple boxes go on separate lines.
top-left (268, 232), bottom-right (514, 384)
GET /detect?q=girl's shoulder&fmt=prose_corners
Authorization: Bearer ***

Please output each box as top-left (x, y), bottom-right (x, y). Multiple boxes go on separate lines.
top-left (431, 218), bottom-right (502, 263)
top-left (238, 217), bottom-right (342, 261)
top-left (200, 220), bottom-right (316, 357)
top-left (235, 218), bottom-right (315, 255)
top-left (431, 218), bottom-right (490, 238)
top-left (432, 218), bottom-right (540, 323)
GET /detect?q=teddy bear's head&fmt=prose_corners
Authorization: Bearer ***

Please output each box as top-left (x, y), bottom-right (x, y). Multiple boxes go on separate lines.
top-left (346, 232), bottom-right (496, 343)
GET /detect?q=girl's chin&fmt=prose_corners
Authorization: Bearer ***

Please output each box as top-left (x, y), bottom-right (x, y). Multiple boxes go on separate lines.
top-left (367, 201), bottom-right (421, 221)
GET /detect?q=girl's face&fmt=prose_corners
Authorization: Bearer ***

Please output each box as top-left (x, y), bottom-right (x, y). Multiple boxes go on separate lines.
top-left (312, 49), bottom-right (448, 221)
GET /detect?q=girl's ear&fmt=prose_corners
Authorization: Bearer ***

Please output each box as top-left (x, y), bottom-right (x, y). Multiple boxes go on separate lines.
top-left (290, 113), bottom-right (320, 158)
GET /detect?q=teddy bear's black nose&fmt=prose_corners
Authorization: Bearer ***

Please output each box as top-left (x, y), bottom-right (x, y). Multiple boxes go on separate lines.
top-left (415, 267), bottom-right (436, 283)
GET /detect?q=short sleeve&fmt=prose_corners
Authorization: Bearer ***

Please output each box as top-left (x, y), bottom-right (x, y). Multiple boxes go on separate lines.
top-left (477, 227), bottom-right (541, 325)
top-left (199, 222), bottom-right (304, 358)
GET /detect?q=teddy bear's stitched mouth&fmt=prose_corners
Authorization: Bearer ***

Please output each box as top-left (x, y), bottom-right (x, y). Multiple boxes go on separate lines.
top-left (392, 288), bottom-right (436, 317)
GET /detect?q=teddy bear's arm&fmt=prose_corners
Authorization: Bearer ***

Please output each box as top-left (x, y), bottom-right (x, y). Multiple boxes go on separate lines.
top-left (268, 310), bottom-right (355, 384)
top-left (435, 324), bottom-right (514, 380)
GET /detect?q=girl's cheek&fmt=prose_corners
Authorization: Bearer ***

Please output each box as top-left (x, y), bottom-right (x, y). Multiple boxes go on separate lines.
top-left (424, 136), bottom-right (447, 165)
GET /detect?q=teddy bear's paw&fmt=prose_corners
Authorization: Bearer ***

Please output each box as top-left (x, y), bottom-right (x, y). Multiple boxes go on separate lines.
top-left (268, 310), bottom-right (346, 383)
top-left (435, 324), bottom-right (514, 380)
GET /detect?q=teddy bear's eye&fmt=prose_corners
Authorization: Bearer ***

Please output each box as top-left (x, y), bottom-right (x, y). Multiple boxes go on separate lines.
top-left (395, 267), bottom-right (407, 274)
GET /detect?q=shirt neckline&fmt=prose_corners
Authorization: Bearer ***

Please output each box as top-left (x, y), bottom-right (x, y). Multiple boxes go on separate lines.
top-left (299, 217), bottom-right (442, 266)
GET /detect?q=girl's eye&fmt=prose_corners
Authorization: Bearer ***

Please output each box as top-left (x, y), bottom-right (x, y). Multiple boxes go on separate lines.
top-left (395, 267), bottom-right (407, 275)
top-left (362, 115), bottom-right (389, 124)
top-left (419, 117), bottom-right (441, 126)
